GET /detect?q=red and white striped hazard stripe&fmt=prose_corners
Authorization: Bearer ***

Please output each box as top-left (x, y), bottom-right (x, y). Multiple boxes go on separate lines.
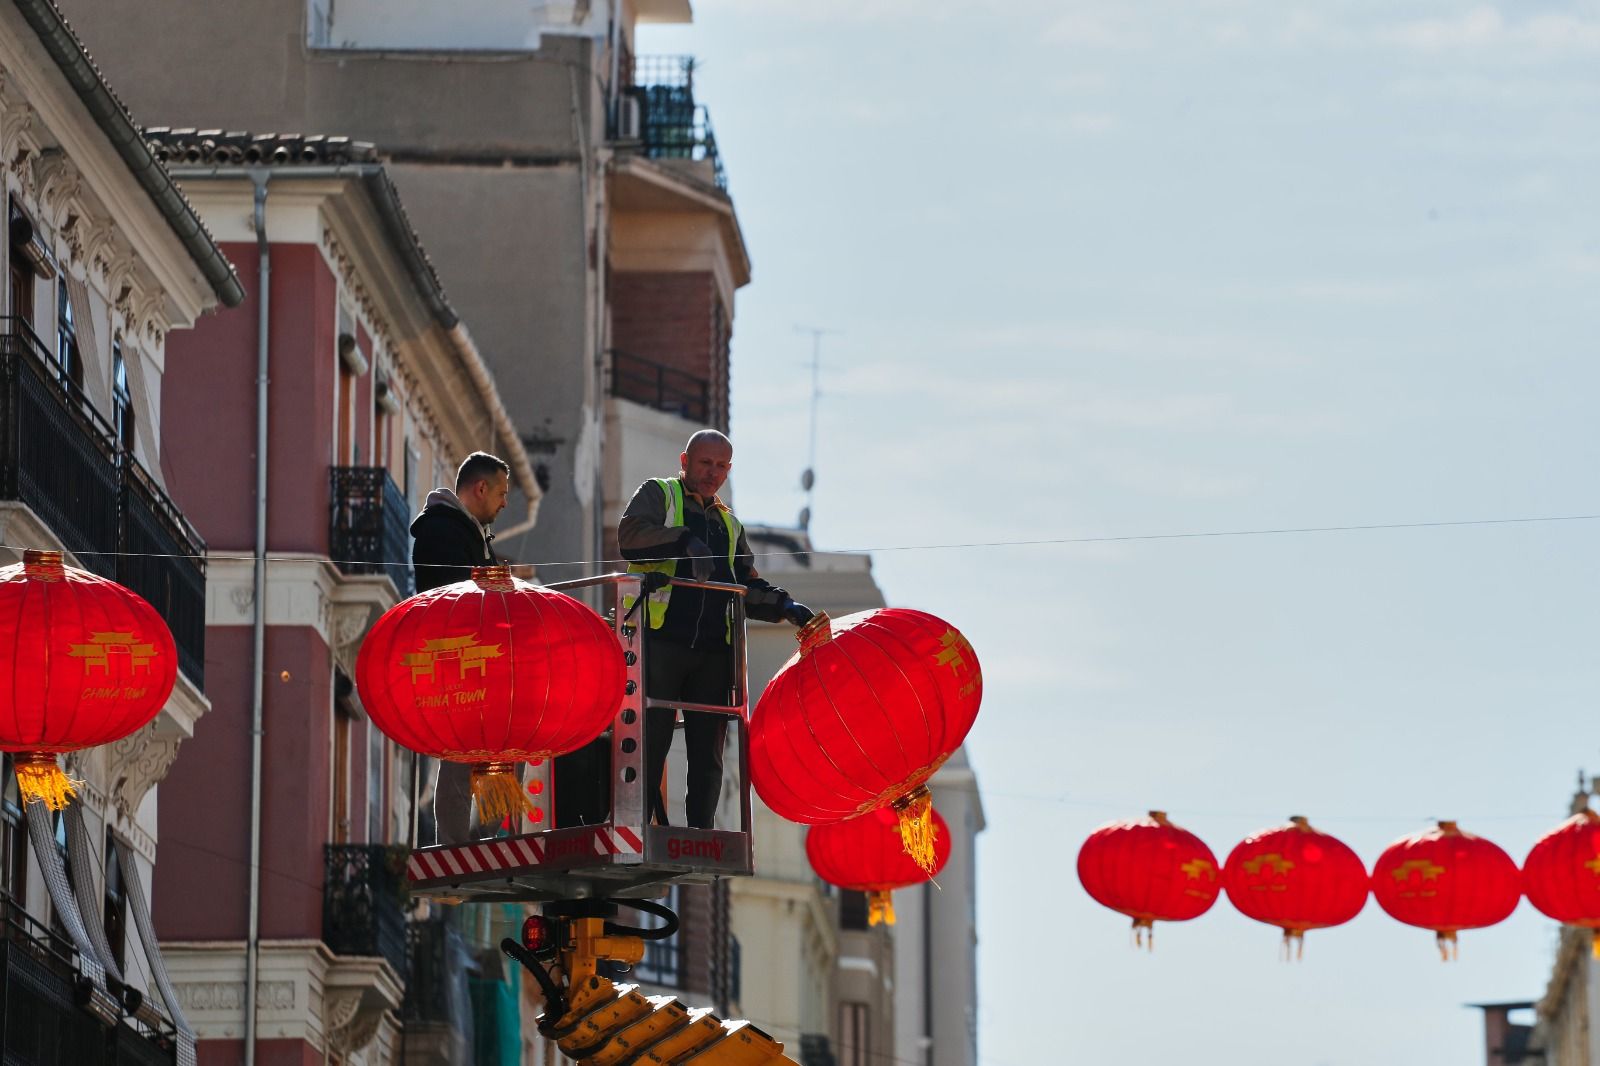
top-left (407, 826), bottom-right (642, 883)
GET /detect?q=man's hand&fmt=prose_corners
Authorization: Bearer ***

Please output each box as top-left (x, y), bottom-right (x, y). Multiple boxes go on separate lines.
top-left (684, 537), bottom-right (714, 582)
top-left (782, 600), bottom-right (815, 627)
top-left (640, 570), bottom-right (672, 594)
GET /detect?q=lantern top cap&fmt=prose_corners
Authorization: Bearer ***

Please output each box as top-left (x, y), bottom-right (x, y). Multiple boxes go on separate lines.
top-left (470, 565), bottom-right (515, 592)
top-left (1437, 819), bottom-right (1461, 835)
top-left (797, 611), bottom-right (833, 656)
top-left (1147, 810), bottom-right (1171, 826)
top-left (1289, 815), bottom-right (1312, 831)
top-left (22, 550), bottom-right (65, 580)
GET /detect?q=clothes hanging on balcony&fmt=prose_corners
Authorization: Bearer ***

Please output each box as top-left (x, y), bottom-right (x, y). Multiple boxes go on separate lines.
top-left (63, 803), bottom-right (126, 984)
top-left (117, 833), bottom-right (197, 1066)
top-left (23, 801), bottom-right (107, 991)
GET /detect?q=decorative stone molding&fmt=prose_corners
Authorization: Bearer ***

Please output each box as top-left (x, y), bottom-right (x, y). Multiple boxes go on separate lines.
top-left (105, 722), bottom-right (184, 822)
top-left (33, 148), bottom-right (79, 229)
top-left (175, 979), bottom-right (296, 1013)
top-left (330, 601), bottom-right (375, 679)
top-left (324, 954), bottom-right (404, 1058)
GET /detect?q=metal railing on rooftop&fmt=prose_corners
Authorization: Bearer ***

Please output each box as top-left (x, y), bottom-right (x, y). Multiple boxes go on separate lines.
top-left (627, 55), bottom-right (728, 190)
top-left (0, 318), bottom-right (207, 685)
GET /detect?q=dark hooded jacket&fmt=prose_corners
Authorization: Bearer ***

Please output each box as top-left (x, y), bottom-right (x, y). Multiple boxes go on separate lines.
top-left (411, 488), bottom-right (495, 593)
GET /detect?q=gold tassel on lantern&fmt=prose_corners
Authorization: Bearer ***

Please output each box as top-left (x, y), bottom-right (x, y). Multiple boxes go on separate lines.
top-left (1436, 930), bottom-right (1459, 962)
top-left (14, 752), bottom-right (80, 811)
top-left (867, 891), bottom-right (897, 926)
top-left (893, 786), bottom-right (939, 875)
top-left (470, 762), bottom-right (536, 824)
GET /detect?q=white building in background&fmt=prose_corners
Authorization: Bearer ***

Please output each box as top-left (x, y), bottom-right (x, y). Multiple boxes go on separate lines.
top-left (894, 748), bottom-right (985, 1066)
top-left (735, 526), bottom-right (984, 1066)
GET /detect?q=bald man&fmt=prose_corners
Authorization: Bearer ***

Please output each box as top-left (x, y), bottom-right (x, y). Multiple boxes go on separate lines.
top-left (616, 430), bottom-right (813, 828)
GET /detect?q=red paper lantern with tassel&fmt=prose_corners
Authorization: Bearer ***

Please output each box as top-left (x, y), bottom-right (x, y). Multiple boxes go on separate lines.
top-left (807, 805), bottom-right (952, 926)
top-left (1522, 809), bottom-right (1600, 945)
top-left (750, 609), bottom-right (981, 873)
top-left (1077, 811), bottom-right (1221, 947)
top-left (1222, 816), bottom-right (1368, 957)
top-left (355, 566), bottom-right (623, 824)
top-left (0, 550), bottom-right (178, 809)
top-left (1371, 820), bottom-right (1521, 959)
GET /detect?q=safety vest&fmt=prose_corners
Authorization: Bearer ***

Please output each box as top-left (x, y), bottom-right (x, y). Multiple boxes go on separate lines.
top-left (625, 477), bottom-right (742, 638)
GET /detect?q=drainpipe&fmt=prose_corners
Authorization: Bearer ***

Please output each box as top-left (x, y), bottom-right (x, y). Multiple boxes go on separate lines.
top-left (244, 170), bottom-right (271, 1066)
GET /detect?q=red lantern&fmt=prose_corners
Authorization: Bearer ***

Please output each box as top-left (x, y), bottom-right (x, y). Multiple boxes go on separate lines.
top-left (1077, 811), bottom-right (1220, 948)
top-left (355, 566), bottom-right (623, 823)
top-left (750, 609), bottom-right (980, 872)
top-left (1522, 809), bottom-right (1600, 945)
top-left (1222, 816), bottom-right (1368, 957)
top-left (807, 805), bottom-right (952, 926)
top-left (0, 550), bottom-right (177, 808)
top-left (1371, 820), bottom-right (1521, 959)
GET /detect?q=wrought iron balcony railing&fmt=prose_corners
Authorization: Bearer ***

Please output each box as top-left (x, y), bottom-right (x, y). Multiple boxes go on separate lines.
top-left (0, 318), bottom-right (207, 686)
top-left (323, 844), bottom-right (409, 978)
top-left (404, 913), bottom-right (475, 1028)
top-left (0, 888), bottom-right (177, 1064)
top-left (627, 56), bottom-right (727, 191)
top-left (330, 466), bottom-right (414, 597)
top-left (609, 350), bottom-right (710, 423)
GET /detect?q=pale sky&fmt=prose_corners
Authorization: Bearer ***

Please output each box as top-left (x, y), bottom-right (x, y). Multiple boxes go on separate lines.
top-left (644, 4), bottom-right (1600, 1063)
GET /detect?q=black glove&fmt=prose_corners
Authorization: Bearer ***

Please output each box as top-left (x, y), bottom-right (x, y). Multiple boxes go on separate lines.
top-left (782, 600), bottom-right (814, 627)
top-left (684, 537), bottom-right (714, 582)
top-left (640, 570), bottom-right (672, 594)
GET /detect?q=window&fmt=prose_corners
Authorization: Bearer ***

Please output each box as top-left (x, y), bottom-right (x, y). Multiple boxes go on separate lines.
top-left (837, 1002), bottom-right (869, 1066)
top-left (112, 341), bottom-right (134, 453)
top-left (102, 837), bottom-right (127, 972)
top-left (55, 279), bottom-right (81, 391)
top-left (839, 889), bottom-right (869, 931)
top-left (0, 756), bottom-right (26, 906)
top-left (333, 673), bottom-right (356, 844)
top-left (632, 884), bottom-right (682, 987)
top-left (8, 198), bottom-right (36, 326)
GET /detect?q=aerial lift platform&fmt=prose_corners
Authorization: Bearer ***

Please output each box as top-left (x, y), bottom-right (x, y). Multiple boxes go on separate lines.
top-left (406, 573), bottom-right (797, 1065)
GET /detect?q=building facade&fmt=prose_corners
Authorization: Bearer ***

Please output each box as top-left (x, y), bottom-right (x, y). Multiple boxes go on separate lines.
top-left (0, 0), bottom-right (240, 1060)
top-left (60, 0), bottom-right (751, 588)
top-left (144, 131), bottom-right (540, 1066)
top-left (734, 527), bottom-right (986, 1066)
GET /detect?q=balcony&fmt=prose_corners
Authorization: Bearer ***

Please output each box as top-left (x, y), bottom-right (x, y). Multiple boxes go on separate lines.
top-left (627, 56), bottom-right (727, 191)
top-left (323, 844), bottom-right (409, 978)
top-left (330, 466), bottom-right (414, 597)
top-left (0, 889), bottom-right (178, 1064)
top-left (610, 350), bottom-right (709, 422)
top-left (0, 319), bottom-right (207, 686)
top-left (402, 914), bottom-right (475, 1065)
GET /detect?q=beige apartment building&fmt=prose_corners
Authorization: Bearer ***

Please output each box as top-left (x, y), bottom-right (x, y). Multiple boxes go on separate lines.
top-left (61, 0), bottom-right (749, 585)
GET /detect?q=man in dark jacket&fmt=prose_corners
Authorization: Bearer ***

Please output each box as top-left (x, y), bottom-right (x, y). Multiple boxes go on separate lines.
top-left (618, 430), bottom-right (813, 828)
top-left (411, 451), bottom-right (509, 844)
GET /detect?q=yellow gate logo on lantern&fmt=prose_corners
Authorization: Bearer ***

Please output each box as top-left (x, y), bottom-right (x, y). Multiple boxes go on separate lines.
top-left (68, 632), bottom-right (158, 673)
top-left (934, 629), bottom-right (982, 699)
top-left (1242, 852), bottom-right (1295, 889)
top-left (1390, 858), bottom-right (1446, 897)
top-left (402, 635), bottom-right (503, 684)
top-left (1180, 857), bottom-right (1217, 897)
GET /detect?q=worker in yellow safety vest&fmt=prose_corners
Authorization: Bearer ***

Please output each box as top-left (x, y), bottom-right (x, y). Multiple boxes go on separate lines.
top-left (614, 429), bottom-right (813, 828)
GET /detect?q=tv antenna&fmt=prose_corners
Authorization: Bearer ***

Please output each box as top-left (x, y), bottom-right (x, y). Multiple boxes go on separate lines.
top-left (793, 324), bottom-right (841, 532)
